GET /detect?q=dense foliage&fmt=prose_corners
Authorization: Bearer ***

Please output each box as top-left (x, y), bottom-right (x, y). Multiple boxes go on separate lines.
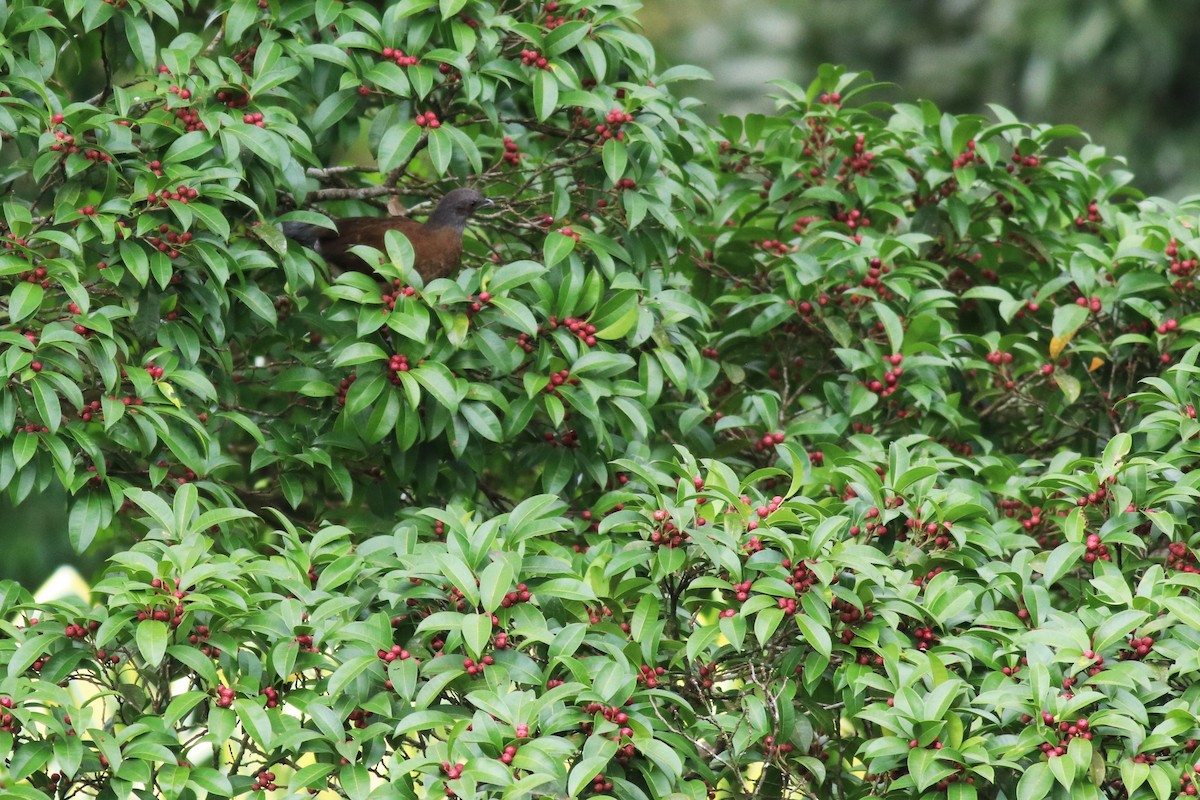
top-left (5, 1), bottom-right (1200, 799)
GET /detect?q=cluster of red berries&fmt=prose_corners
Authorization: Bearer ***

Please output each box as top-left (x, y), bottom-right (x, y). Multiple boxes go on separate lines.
top-left (791, 215), bottom-right (821, 234)
top-left (594, 108), bottom-right (634, 141)
top-left (293, 633), bottom-right (317, 653)
top-left (47, 127), bottom-right (83, 155)
top-left (501, 136), bottom-right (521, 166)
top-left (839, 133), bottom-right (876, 177)
top-left (748, 494), bottom-right (784, 525)
top-left (465, 290), bottom-right (492, 316)
top-left (556, 225), bottom-right (580, 243)
top-left (636, 664), bottom-right (664, 688)
top-left (336, 373), bottom-right (356, 405)
top-left (588, 775), bottom-right (614, 795)
top-left (911, 566), bottom-right (943, 588)
top-left (1156, 317), bottom-right (1180, 335)
top-left (729, 579), bottom-right (752, 604)
top-left (1166, 238), bottom-right (1200, 292)
top-left (1074, 199), bottom-right (1103, 229)
top-left (440, 761), bottom-right (465, 780)
top-left (0, 696), bottom-right (18, 734)
top-left (250, 769), bottom-right (277, 791)
top-left (580, 703), bottom-right (629, 734)
top-left (855, 258), bottom-right (895, 301)
top-left (1010, 149), bottom-right (1041, 170)
top-left (649, 508), bottom-right (686, 547)
top-left (1075, 647), bottom-right (1105, 677)
top-left (863, 354), bottom-right (904, 398)
top-left (542, 429), bottom-right (579, 448)
top-left (754, 431), bottom-right (785, 452)
top-left (758, 239), bottom-right (795, 256)
top-left (911, 626), bottom-right (939, 651)
top-left (543, 367), bottom-right (577, 394)
top-left (214, 89), bottom-right (250, 109)
top-left (902, 515), bottom-right (952, 549)
top-left (999, 661), bottom-right (1022, 679)
top-left (64, 619), bottom-right (100, 639)
top-left (783, 558), bottom-right (821, 595)
top-left (3, 234), bottom-right (30, 261)
top-left (854, 649), bottom-right (885, 666)
top-left (445, 584), bottom-right (469, 611)
top-left (382, 279), bottom-right (418, 310)
top-left (952, 139), bottom-right (984, 169)
top-left (833, 597), bottom-right (872, 643)
top-left (835, 206), bottom-right (872, 232)
top-left (614, 177), bottom-right (636, 191)
top-left (214, 685), bottom-right (235, 708)
top-left (18, 265), bottom-right (49, 287)
top-left (518, 48), bottom-right (549, 69)
top-left (146, 362), bottom-right (164, 380)
top-left (189, 624), bottom-right (218, 656)
top-left (761, 734), bottom-right (795, 757)
top-left (82, 146), bottom-right (113, 163)
top-left (230, 46), bottom-right (257, 73)
top-left (1120, 634), bottom-right (1155, 660)
top-left (818, 92), bottom-right (842, 106)
top-left (985, 350), bottom-right (1014, 366)
top-left (1083, 532), bottom-right (1112, 563)
top-left (462, 654), bottom-right (495, 677)
top-left (166, 101), bottom-right (205, 132)
top-left (500, 583), bottom-right (531, 608)
top-left (347, 708), bottom-right (369, 729)
top-left (377, 644), bottom-right (413, 663)
top-left (148, 185), bottom-right (200, 206)
top-left (585, 606), bottom-right (614, 623)
top-left (259, 687), bottom-right (280, 709)
top-left (1074, 294), bottom-right (1103, 314)
top-left (1167, 541), bottom-right (1199, 573)
top-left (496, 743), bottom-right (520, 765)
top-left (415, 110), bottom-right (441, 128)
top-left (381, 47), bottom-right (419, 67)
top-left (241, 111), bottom-right (266, 127)
top-left (387, 353), bottom-right (410, 384)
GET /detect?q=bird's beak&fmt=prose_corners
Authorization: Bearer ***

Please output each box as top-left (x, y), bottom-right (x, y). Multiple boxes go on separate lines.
top-left (481, 198), bottom-right (494, 207)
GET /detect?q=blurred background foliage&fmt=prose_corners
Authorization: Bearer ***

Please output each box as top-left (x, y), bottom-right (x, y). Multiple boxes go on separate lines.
top-left (9, 0), bottom-right (1199, 588)
top-left (642, 0), bottom-right (1200, 200)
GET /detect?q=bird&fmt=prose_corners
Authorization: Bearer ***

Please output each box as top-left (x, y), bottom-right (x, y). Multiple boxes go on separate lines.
top-left (281, 187), bottom-right (493, 280)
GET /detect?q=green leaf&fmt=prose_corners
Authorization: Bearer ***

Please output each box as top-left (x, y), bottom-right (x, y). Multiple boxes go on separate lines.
top-left (311, 88), bottom-right (359, 133)
top-left (123, 15), bottom-right (156, 69)
top-left (427, 126), bottom-right (453, 175)
top-left (543, 230), bottom-right (576, 268)
top-left (412, 363), bottom-right (464, 411)
top-left (462, 612), bottom-right (491, 658)
top-left (534, 70), bottom-right (559, 122)
top-left (602, 137), bottom-right (628, 183)
top-left (9, 281), bottom-right (43, 322)
top-left (135, 620), bottom-right (169, 667)
top-left (1017, 762), bottom-right (1054, 800)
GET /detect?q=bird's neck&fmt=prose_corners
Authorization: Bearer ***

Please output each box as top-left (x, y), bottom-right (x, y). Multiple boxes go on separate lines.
top-left (425, 205), bottom-right (465, 232)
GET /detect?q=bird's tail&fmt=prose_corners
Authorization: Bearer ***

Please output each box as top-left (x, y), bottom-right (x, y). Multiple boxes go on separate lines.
top-left (281, 221), bottom-right (322, 248)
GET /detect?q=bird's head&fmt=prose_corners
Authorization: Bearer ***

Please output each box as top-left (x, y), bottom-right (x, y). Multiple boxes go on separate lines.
top-left (428, 187), bottom-right (493, 229)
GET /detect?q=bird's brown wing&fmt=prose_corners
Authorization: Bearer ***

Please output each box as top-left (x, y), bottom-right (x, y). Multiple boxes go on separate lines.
top-left (319, 217), bottom-right (464, 280)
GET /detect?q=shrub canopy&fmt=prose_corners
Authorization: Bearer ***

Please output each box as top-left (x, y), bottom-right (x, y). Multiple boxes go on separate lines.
top-left (4, 1), bottom-right (1200, 799)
